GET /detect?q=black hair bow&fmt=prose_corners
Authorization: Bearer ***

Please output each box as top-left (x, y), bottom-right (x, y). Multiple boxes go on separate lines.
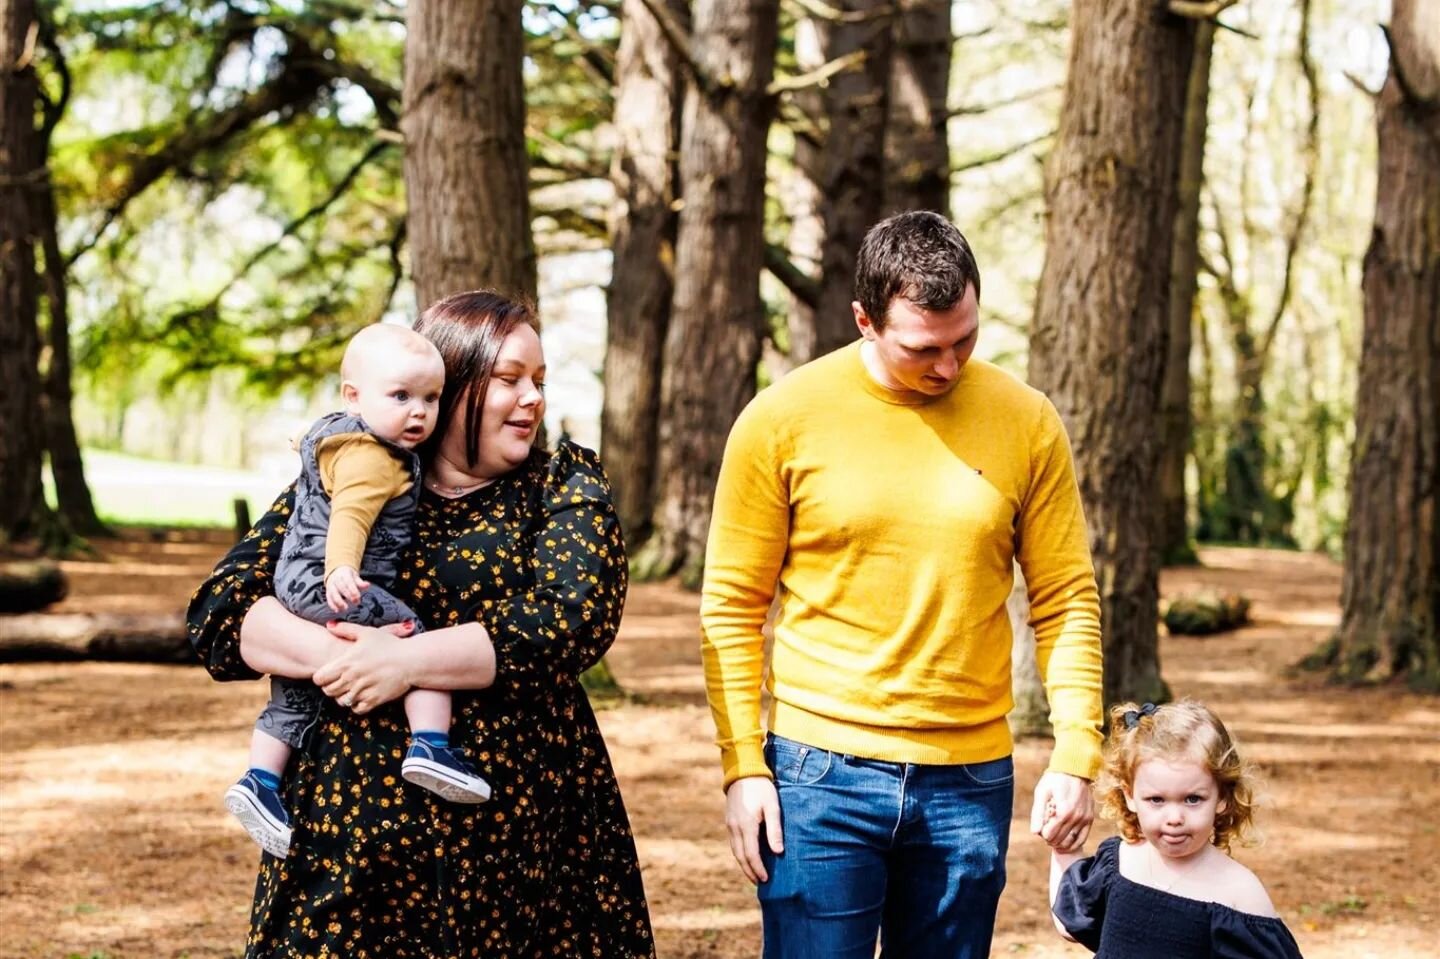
top-left (1123, 702), bottom-right (1159, 729)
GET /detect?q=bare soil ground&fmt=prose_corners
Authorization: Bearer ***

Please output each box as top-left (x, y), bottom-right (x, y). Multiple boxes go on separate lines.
top-left (1, 538), bottom-right (1436, 958)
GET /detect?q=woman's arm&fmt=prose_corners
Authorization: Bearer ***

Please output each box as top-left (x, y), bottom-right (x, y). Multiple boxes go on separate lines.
top-left (239, 596), bottom-right (352, 678)
top-left (476, 443), bottom-right (627, 685)
top-left (186, 488), bottom-right (295, 681)
top-left (312, 620), bottom-right (497, 714)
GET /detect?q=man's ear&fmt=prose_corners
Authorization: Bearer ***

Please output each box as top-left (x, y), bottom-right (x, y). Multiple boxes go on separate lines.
top-left (853, 301), bottom-right (876, 340)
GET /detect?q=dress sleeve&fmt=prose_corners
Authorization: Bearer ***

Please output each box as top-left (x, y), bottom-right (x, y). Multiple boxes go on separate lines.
top-left (1212, 910), bottom-right (1306, 958)
top-left (475, 442), bottom-right (627, 684)
top-left (185, 487), bottom-right (295, 682)
top-left (1052, 837), bottom-right (1119, 953)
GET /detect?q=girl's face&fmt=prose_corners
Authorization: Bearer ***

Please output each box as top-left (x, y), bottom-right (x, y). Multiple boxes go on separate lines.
top-left (1124, 758), bottom-right (1225, 862)
top-left (439, 324), bottom-right (546, 479)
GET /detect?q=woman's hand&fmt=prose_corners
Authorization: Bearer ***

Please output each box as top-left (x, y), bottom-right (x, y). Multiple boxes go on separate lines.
top-left (313, 622), bottom-right (414, 714)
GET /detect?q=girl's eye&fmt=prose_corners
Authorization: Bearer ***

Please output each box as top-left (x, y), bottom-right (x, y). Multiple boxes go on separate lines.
top-left (535, 381), bottom-right (546, 392)
top-left (497, 376), bottom-right (518, 386)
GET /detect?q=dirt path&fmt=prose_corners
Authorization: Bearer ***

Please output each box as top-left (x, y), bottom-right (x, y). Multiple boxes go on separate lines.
top-left (1, 540), bottom-right (1436, 958)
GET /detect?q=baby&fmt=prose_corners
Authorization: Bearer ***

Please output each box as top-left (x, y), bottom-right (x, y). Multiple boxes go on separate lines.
top-left (224, 324), bottom-right (490, 858)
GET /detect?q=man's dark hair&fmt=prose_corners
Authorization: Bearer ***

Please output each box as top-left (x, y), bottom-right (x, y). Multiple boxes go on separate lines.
top-left (854, 212), bottom-right (981, 330)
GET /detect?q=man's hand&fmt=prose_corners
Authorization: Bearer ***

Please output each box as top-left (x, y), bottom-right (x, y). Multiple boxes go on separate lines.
top-left (725, 775), bottom-right (784, 884)
top-left (325, 566), bottom-right (369, 612)
top-left (1031, 769), bottom-right (1094, 853)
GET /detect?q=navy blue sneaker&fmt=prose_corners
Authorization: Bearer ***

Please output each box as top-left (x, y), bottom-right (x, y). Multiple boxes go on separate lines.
top-left (401, 740), bottom-right (492, 803)
top-left (223, 771), bottom-right (292, 858)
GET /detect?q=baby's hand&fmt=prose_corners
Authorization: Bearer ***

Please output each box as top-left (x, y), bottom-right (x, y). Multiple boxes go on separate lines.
top-left (325, 566), bottom-right (369, 612)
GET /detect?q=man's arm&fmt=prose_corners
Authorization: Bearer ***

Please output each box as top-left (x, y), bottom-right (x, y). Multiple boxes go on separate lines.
top-left (701, 396), bottom-right (790, 881)
top-left (1015, 398), bottom-right (1105, 844)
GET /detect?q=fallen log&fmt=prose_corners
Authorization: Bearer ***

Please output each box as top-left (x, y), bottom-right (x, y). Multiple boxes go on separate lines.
top-left (0, 560), bottom-right (68, 614)
top-left (0, 612), bottom-right (193, 663)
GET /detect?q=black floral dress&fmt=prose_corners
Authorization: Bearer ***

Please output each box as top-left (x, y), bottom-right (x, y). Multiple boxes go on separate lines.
top-left (188, 442), bottom-right (655, 959)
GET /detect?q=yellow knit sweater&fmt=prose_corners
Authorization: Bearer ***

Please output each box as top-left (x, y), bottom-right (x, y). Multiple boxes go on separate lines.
top-left (700, 343), bottom-right (1104, 790)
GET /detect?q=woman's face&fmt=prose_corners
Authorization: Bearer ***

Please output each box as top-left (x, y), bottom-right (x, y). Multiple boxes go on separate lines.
top-left (440, 323), bottom-right (546, 479)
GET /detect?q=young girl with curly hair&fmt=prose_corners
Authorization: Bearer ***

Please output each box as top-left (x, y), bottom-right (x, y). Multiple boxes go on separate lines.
top-left (1048, 700), bottom-right (1304, 958)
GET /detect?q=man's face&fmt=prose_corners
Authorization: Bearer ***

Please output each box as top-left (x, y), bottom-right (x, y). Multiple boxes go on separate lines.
top-left (853, 286), bottom-right (980, 396)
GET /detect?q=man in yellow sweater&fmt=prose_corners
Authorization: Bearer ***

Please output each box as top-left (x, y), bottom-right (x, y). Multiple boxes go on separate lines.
top-left (701, 212), bottom-right (1104, 958)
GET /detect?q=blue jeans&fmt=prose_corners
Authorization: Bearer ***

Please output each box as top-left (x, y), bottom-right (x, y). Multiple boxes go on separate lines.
top-left (757, 734), bottom-right (1013, 959)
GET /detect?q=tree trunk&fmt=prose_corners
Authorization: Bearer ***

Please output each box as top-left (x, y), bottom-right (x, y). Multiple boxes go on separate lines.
top-left (883, 0), bottom-right (951, 217)
top-left (640, 0), bottom-right (779, 584)
top-left (1330, 0), bottom-right (1440, 689)
top-left (0, 611), bottom-right (190, 662)
top-left (1158, 19), bottom-right (1216, 566)
top-left (602, 0), bottom-right (684, 547)
top-left (786, 2), bottom-right (892, 364)
top-left (0, 0), bottom-right (45, 545)
top-left (37, 152), bottom-right (105, 535)
top-left (402, 0), bottom-right (536, 308)
top-left (1027, 0), bottom-right (1195, 708)
top-left (0, 558), bottom-right (66, 612)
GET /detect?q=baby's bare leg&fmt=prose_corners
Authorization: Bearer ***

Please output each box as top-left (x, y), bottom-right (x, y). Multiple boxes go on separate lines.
top-left (249, 727), bottom-right (292, 775)
top-left (404, 687), bottom-right (452, 733)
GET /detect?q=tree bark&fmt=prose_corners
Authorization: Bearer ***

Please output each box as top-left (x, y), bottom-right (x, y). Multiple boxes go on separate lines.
top-left (640, 0), bottom-right (780, 584)
top-left (402, 0), bottom-right (536, 308)
top-left (1331, 0), bottom-right (1440, 688)
top-left (1028, 0), bottom-right (1196, 708)
top-left (0, 0), bottom-right (45, 545)
top-left (883, 0), bottom-right (951, 217)
top-left (1158, 19), bottom-right (1217, 566)
top-left (602, 0), bottom-right (684, 547)
top-left (789, 1), bottom-right (892, 364)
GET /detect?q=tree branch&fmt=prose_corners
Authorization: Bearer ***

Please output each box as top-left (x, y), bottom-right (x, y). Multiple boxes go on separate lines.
top-left (765, 243), bottom-right (821, 310)
top-left (948, 83), bottom-right (1059, 118)
top-left (784, 0), bottom-right (896, 25)
top-left (1168, 0), bottom-right (1239, 19)
top-left (1259, 0), bottom-right (1319, 362)
top-left (950, 130), bottom-right (1052, 176)
top-left (769, 49), bottom-right (867, 96)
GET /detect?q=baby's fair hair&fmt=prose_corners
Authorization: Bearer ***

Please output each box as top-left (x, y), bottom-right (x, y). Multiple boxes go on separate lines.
top-left (1096, 700), bottom-right (1259, 852)
top-left (340, 323), bottom-right (443, 385)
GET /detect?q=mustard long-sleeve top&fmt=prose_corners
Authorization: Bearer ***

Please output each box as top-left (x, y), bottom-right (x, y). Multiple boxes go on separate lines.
top-left (700, 343), bottom-right (1104, 790)
top-left (314, 433), bottom-right (413, 579)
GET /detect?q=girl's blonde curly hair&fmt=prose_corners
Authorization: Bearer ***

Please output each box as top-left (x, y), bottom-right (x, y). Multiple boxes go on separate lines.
top-left (1095, 699), bottom-right (1260, 852)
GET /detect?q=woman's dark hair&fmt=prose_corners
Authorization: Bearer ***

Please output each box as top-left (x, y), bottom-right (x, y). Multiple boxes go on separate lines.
top-left (413, 289), bottom-right (538, 469)
top-left (854, 211), bottom-right (981, 329)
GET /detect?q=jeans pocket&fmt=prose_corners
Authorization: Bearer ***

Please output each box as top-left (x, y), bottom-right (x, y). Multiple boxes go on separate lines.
top-left (958, 755), bottom-right (1014, 787)
top-left (769, 737), bottom-right (833, 787)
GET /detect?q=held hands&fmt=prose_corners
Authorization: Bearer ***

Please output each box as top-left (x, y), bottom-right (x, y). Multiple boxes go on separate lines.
top-left (312, 621), bottom-right (412, 715)
top-left (1031, 770), bottom-right (1094, 854)
top-left (325, 566), bottom-right (370, 612)
top-left (725, 776), bottom-right (785, 884)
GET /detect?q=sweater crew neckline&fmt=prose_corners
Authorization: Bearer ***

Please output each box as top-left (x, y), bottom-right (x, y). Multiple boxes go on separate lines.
top-left (847, 340), bottom-right (964, 407)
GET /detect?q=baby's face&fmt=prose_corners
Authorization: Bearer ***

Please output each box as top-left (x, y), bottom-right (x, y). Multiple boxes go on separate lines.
top-left (344, 349), bottom-right (446, 450)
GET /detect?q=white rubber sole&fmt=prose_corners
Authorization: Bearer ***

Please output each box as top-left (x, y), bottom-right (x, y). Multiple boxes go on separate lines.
top-left (401, 757), bottom-right (492, 803)
top-left (223, 785), bottom-right (292, 858)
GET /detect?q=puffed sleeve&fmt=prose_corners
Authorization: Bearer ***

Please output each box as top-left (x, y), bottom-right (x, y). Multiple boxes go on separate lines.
top-left (185, 487), bottom-right (295, 682)
top-left (1212, 910), bottom-right (1305, 958)
top-left (476, 441), bottom-right (627, 684)
top-left (1052, 837), bottom-right (1121, 952)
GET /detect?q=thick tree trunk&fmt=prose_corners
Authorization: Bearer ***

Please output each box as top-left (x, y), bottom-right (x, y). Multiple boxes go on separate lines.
top-left (640, 0), bottom-right (779, 584)
top-left (602, 0), bottom-right (684, 547)
top-left (787, 2), bottom-right (892, 364)
top-left (402, 0), bottom-right (536, 307)
top-left (0, 611), bottom-right (189, 662)
top-left (1158, 20), bottom-right (1216, 566)
top-left (38, 162), bottom-right (105, 535)
top-left (0, 0), bottom-right (45, 545)
top-left (1028, 0), bottom-right (1195, 708)
top-left (1330, 0), bottom-right (1440, 688)
top-left (883, 0), bottom-right (951, 217)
